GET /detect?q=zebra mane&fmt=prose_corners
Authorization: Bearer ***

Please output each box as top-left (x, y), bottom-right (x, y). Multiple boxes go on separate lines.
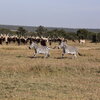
top-left (62, 42), bottom-right (68, 47)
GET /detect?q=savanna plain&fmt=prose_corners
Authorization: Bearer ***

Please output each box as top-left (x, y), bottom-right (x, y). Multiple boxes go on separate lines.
top-left (0, 41), bottom-right (100, 100)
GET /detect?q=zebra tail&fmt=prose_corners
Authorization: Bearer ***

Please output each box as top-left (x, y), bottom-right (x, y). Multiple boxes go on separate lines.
top-left (47, 47), bottom-right (52, 50)
top-left (78, 52), bottom-right (82, 56)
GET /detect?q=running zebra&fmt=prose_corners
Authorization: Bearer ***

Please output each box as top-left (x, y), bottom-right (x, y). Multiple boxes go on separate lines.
top-left (29, 42), bottom-right (50, 58)
top-left (59, 41), bottom-right (81, 58)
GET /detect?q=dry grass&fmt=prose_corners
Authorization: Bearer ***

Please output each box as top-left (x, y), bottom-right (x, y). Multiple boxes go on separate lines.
top-left (0, 41), bottom-right (100, 100)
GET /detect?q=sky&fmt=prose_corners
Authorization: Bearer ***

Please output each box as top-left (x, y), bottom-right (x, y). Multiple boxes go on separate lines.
top-left (0, 0), bottom-right (100, 28)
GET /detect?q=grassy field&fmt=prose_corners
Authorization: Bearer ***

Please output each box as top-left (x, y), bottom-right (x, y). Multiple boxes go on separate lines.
top-left (0, 41), bottom-right (100, 100)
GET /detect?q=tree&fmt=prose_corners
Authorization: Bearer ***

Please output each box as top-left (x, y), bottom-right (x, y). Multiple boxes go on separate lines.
top-left (47, 31), bottom-right (54, 38)
top-left (77, 29), bottom-right (89, 39)
top-left (87, 32), bottom-right (95, 40)
top-left (49, 29), bottom-right (66, 38)
top-left (0, 28), bottom-right (12, 35)
top-left (97, 33), bottom-right (100, 42)
top-left (16, 27), bottom-right (26, 37)
top-left (92, 34), bottom-right (97, 43)
top-left (52, 29), bottom-right (59, 38)
top-left (57, 29), bottom-right (66, 38)
top-left (35, 26), bottom-right (47, 37)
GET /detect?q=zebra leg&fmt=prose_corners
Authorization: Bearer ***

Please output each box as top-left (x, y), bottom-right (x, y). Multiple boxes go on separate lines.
top-left (33, 53), bottom-right (37, 57)
top-left (45, 54), bottom-right (48, 58)
top-left (74, 54), bottom-right (77, 58)
top-left (62, 53), bottom-right (64, 58)
top-left (47, 54), bottom-right (50, 57)
top-left (45, 54), bottom-right (50, 58)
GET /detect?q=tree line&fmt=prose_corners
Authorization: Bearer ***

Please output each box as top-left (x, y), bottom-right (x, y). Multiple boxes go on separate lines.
top-left (0, 26), bottom-right (100, 42)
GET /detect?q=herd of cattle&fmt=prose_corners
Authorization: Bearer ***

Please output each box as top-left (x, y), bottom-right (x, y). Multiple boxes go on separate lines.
top-left (0, 34), bottom-right (85, 46)
top-left (0, 34), bottom-right (68, 46)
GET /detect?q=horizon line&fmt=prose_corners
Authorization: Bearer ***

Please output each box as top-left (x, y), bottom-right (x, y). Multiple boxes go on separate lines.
top-left (0, 24), bottom-right (100, 29)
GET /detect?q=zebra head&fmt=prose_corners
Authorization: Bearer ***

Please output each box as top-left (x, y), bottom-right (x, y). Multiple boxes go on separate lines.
top-left (29, 42), bottom-right (38, 49)
top-left (58, 42), bottom-right (66, 49)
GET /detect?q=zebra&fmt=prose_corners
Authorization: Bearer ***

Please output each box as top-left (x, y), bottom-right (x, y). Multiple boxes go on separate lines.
top-left (58, 41), bottom-right (81, 58)
top-left (29, 42), bottom-right (50, 58)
